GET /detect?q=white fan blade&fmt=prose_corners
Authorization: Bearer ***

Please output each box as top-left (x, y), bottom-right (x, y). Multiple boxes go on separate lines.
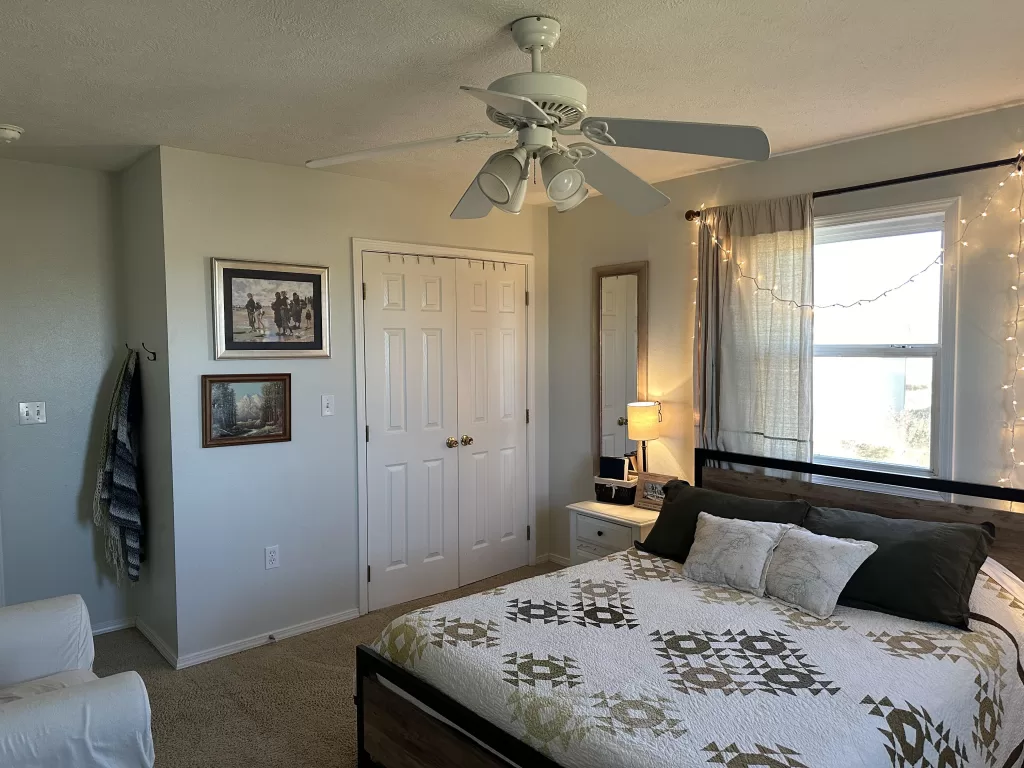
top-left (581, 117), bottom-right (770, 161)
top-left (306, 133), bottom-right (477, 169)
top-left (571, 144), bottom-right (670, 216)
top-left (461, 86), bottom-right (550, 124)
top-left (450, 178), bottom-right (492, 220)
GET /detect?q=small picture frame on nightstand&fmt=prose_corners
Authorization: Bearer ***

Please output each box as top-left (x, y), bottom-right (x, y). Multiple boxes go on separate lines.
top-left (634, 472), bottom-right (675, 511)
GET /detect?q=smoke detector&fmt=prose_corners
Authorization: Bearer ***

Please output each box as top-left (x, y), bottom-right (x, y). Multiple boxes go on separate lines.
top-left (0, 125), bottom-right (24, 143)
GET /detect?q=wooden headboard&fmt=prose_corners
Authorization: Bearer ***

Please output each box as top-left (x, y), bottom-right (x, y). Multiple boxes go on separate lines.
top-left (694, 449), bottom-right (1024, 579)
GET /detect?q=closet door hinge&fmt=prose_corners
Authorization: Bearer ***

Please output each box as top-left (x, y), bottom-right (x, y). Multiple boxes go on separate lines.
top-left (367, 565), bottom-right (371, 582)
top-left (527, 525), bottom-right (531, 541)
top-left (526, 408), bottom-right (530, 424)
top-left (365, 425), bottom-right (369, 442)
top-left (362, 282), bottom-right (367, 300)
top-left (525, 290), bottom-right (530, 306)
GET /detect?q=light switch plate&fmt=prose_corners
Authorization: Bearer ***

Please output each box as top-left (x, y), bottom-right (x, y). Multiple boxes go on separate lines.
top-left (19, 402), bottom-right (46, 425)
top-left (321, 394), bottom-right (335, 417)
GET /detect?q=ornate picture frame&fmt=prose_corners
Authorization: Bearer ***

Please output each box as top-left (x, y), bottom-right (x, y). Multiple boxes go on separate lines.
top-left (212, 258), bottom-right (330, 359)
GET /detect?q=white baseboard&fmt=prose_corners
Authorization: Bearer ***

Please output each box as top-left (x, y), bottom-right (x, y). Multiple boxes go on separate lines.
top-left (536, 553), bottom-right (571, 567)
top-left (135, 616), bottom-right (179, 669)
top-left (174, 608), bottom-right (360, 670)
top-left (93, 617), bottom-right (136, 636)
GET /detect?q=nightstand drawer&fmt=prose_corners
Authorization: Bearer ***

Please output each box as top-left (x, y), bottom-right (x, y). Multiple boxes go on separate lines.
top-left (575, 541), bottom-right (617, 562)
top-left (576, 514), bottom-right (632, 551)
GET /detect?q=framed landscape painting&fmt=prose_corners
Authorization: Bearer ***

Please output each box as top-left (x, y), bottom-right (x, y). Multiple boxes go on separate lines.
top-left (202, 374), bottom-right (291, 448)
top-left (212, 258), bottom-right (330, 359)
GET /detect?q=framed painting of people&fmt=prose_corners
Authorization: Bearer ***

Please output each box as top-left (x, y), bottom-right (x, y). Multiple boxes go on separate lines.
top-left (212, 258), bottom-right (330, 359)
top-left (202, 374), bottom-right (292, 448)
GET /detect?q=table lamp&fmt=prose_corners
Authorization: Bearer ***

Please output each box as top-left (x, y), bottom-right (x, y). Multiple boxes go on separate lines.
top-left (627, 401), bottom-right (661, 472)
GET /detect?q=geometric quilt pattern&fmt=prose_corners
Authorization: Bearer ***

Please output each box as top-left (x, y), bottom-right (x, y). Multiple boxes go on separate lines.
top-left (570, 578), bottom-right (639, 629)
top-left (862, 696), bottom-right (970, 768)
top-left (651, 628), bottom-right (840, 697)
top-left (371, 549), bottom-right (1024, 768)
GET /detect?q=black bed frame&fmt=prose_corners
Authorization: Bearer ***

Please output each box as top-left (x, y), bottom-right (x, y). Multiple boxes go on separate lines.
top-left (355, 448), bottom-right (1024, 767)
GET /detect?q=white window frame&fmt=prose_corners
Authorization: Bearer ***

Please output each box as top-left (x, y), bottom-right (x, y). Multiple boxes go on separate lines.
top-left (811, 198), bottom-right (959, 480)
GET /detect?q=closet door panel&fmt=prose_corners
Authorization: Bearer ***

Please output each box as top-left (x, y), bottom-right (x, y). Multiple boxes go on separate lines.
top-left (457, 260), bottom-right (529, 585)
top-left (363, 253), bottom-right (459, 610)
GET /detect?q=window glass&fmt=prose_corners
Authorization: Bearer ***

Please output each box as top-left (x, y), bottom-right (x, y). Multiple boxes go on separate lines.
top-left (813, 230), bottom-right (942, 345)
top-left (813, 356), bottom-right (932, 469)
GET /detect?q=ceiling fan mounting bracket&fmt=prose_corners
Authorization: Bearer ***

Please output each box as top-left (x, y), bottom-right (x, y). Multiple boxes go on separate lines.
top-left (509, 16), bottom-right (561, 54)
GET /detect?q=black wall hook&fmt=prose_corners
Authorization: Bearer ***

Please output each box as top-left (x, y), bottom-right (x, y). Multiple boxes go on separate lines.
top-left (126, 342), bottom-right (157, 361)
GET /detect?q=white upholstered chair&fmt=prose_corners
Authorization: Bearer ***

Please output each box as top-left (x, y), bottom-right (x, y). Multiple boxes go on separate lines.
top-left (0, 594), bottom-right (154, 767)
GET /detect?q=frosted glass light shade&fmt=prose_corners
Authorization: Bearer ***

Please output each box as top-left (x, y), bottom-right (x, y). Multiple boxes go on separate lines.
top-left (627, 401), bottom-right (660, 441)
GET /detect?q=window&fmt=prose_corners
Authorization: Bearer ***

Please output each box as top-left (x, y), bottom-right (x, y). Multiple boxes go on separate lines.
top-left (812, 202), bottom-right (957, 476)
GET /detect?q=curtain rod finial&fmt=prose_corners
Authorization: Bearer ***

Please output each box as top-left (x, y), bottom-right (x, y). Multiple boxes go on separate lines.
top-left (684, 209), bottom-right (702, 222)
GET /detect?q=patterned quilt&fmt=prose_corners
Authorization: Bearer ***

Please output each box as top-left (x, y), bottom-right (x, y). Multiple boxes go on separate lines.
top-left (373, 550), bottom-right (1024, 768)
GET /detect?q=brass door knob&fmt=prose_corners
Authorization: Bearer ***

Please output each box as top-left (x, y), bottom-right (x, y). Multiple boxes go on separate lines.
top-left (617, 416), bottom-right (628, 426)
top-left (460, 435), bottom-right (474, 446)
top-left (446, 437), bottom-right (459, 448)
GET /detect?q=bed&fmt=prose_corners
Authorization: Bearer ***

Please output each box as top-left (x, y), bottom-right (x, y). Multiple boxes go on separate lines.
top-left (356, 450), bottom-right (1024, 768)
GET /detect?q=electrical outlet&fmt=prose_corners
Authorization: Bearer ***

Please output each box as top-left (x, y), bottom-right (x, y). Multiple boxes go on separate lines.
top-left (19, 402), bottom-right (46, 425)
top-left (265, 545), bottom-right (280, 570)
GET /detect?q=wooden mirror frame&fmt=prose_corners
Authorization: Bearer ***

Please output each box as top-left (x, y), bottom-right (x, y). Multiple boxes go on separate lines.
top-left (591, 262), bottom-right (649, 474)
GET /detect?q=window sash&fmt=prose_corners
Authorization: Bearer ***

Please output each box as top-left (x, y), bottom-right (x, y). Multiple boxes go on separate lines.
top-left (813, 344), bottom-right (938, 358)
top-left (811, 198), bottom-right (958, 480)
top-left (812, 346), bottom-right (941, 475)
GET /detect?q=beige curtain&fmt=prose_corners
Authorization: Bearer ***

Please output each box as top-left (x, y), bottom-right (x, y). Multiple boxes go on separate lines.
top-left (694, 194), bottom-right (814, 460)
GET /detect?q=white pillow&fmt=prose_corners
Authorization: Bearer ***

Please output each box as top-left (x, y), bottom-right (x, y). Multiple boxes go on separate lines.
top-left (681, 512), bottom-right (790, 596)
top-left (765, 526), bottom-right (878, 618)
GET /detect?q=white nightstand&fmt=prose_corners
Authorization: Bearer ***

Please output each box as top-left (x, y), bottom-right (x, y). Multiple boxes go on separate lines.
top-left (567, 501), bottom-right (660, 565)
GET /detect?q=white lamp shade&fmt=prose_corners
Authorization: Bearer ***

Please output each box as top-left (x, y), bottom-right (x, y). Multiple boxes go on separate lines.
top-left (477, 150), bottom-right (525, 205)
top-left (627, 401), bottom-right (660, 441)
top-left (555, 184), bottom-right (589, 212)
top-left (495, 175), bottom-right (527, 214)
top-left (541, 151), bottom-right (585, 202)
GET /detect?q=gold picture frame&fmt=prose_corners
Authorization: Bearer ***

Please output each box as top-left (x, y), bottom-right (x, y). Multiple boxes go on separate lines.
top-left (634, 471), bottom-right (676, 511)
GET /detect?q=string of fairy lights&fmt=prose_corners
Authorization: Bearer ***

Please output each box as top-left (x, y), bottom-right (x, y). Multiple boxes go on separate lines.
top-left (1000, 158), bottom-right (1024, 486)
top-left (690, 150), bottom-right (1024, 487)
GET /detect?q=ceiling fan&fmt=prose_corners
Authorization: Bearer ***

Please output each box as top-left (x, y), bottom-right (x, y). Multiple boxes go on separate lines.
top-left (306, 16), bottom-right (771, 219)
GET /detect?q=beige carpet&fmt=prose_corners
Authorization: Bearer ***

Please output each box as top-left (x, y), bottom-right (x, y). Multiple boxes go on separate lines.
top-left (94, 561), bottom-right (560, 767)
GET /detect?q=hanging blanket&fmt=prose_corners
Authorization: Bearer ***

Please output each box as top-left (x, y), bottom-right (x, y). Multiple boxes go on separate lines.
top-left (92, 349), bottom-right (143, 581)
top-left (374, 549), bottom-right (1024, 768)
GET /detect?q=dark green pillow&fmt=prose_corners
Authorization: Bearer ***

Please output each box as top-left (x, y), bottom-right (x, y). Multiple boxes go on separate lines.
top-left (636, 482), bottom-right (810, 564)
top-left (803, 506), bottom-right (994, 629)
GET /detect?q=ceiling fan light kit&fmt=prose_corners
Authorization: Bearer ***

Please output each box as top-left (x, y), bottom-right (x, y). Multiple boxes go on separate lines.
top-left (554, 184), bottom-right (589, 213)
top-left (477, 148), bottom-right (527, 205)
top-left (0, 124), bottom-right (24, 143)
top-left (541, 149), bottom-right (585, 202)
top-left (306, 16), bottom-right (771, 219)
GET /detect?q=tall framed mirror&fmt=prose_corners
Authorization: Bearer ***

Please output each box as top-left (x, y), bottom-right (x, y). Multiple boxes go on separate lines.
top-left (592, 262), bottom-right (649, 473)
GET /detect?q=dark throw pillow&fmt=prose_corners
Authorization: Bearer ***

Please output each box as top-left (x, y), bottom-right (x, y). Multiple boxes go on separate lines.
top-left (636, 482), bottom-right (810, 564)
top-left (803, 506), bottom-right (994, 629)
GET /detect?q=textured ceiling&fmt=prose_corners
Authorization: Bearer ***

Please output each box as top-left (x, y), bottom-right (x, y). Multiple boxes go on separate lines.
top-left (1, 0), bottom-right (1021, 206)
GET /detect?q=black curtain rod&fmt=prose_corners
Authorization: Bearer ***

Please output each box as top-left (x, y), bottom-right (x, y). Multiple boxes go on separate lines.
top-left (683, 152), bottom-right (1023, 221)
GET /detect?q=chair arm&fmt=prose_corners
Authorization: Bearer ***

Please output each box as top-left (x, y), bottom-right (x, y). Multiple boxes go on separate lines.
top-left (0, 672), bottom-right (154, 768)
top-left (0, 596), bottom-right (94, 687)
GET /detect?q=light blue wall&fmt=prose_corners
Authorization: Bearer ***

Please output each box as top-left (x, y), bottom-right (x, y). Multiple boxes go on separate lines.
top-left (0, 158), bottom-right (128, 628)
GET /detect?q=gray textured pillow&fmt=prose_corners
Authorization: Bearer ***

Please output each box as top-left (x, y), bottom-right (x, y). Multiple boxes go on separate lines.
top-left (765, 527), bottom-right (878, 619)
top-left (681, 512), bottom-right (790, 596)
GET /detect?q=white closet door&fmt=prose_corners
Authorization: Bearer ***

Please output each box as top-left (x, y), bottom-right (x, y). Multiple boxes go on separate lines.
top-left (456, 260), bottom-right (529, 585)
top-left (600, 275), bottom-right (637, 457)
top-left (363, 252), bottom-right (459, 610)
